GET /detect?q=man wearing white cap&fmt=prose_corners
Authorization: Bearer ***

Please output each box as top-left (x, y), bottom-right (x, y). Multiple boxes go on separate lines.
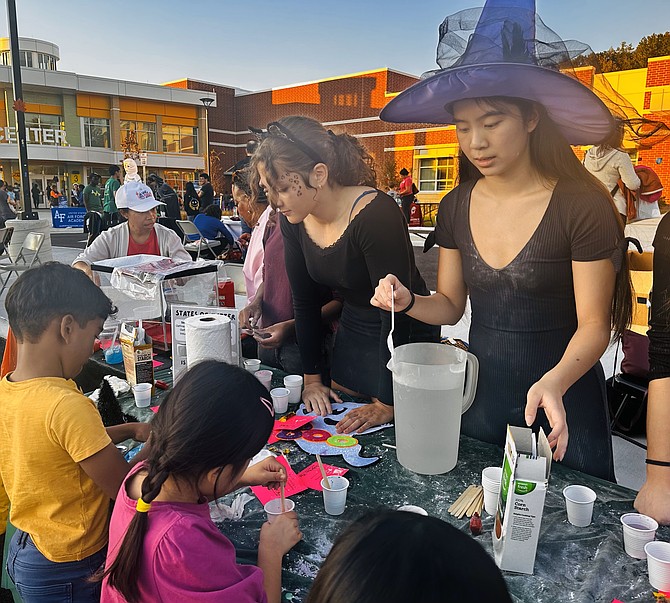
top-left (72, 180), bottom-right (190, 278)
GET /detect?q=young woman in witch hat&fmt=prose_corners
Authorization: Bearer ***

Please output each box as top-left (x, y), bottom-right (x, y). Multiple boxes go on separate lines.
top-left (373, 0), bottom-right (633, 480)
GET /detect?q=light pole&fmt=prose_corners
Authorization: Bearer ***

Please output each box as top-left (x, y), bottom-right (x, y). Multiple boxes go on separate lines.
top-left (199, 96), bottom-right (214, 175)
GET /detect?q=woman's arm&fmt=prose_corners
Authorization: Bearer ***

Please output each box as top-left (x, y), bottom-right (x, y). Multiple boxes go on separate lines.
top-left (618, 153), bottom-right (641, 192)
top-left (525, 259), bottom-right (615, 460)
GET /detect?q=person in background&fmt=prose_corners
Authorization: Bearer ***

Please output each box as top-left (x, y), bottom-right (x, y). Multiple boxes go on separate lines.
top-left (250, 117), bottom-right (438, 433)
top-left (634, 211), bottom-right (670, 525)
top-left (72, 180), bottom-right (190, 279)
top-left (192, 204), bottom-right (235, 257)
top-left (0, 180), bottom-right (16, 227)
top-left (184, 181), bottom-right (200, 220)
top-left (146, 174), bottom-right (180, 220)
top-left (397, 167), bottom-right (415, 223)
top-left (31, 182), bottom-right (41, 208)
top-left (197, 172), bottom-right (215, 212)
top-left (49, 183), bottom-right (60, 207)
top-left (233, 169), bottom-right (271, 303)
top-left (83, 173), bottom-right (103, 213)
top-left (583, 120), bottom-right (640, 223)
top-left (305, 511), bottom-right (513, 603)
top-left (229, 139), bottom-right (259, 173)
top-left (101, 361), bottom-right (301, 603)
top-left (104, 165), bottom-right (122, 227)
top-left (76, 184), bottom-right (85, 207)
top-left (0, 263), bottom-right (151, 602)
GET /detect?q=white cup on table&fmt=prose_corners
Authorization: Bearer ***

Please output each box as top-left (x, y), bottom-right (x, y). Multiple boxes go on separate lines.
top-left (621, 513), bottom-right (658, 559)
top-left (321, 476), bottom-right (349, 516)
top-left (563, 485), bottom-right (596, 527)
top-left (645, 541), bottom-right (670, 591)
top-left (283, 374), bottom-right (303, 405)
top-left (244, 358), bottom-right (261, 373)
top-left (132, 383), bottom-right (152, 408)
top-left (270, 387), bottom-right (290, 414)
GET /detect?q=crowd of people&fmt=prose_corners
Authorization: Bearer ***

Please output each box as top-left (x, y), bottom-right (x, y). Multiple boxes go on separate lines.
top-left (0, 0), bottom-right (668, 601)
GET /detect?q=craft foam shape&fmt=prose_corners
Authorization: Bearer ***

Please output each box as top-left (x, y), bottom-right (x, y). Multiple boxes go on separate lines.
top-left (292, 402), bottom-right (392, 467)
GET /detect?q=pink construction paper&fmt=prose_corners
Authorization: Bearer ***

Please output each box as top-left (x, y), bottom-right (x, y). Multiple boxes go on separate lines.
top-left (297, 462), bottom-right (348, 491)
top-left (267, 415), bottom-right (315, 444)
top-left (150, 406), bottom-right (159, 414)
top-left (250, 455), bottom-right (308, 506)
top-left (152, 359), bottom-right (163, 368)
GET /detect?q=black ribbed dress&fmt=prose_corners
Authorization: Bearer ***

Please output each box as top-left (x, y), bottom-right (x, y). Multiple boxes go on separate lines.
top-left (435, 178), bottom-right (622, 480)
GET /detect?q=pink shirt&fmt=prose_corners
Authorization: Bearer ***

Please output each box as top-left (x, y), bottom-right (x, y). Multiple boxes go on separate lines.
top-left (101, 463), bottom-right (267, 603)
top-left (243, 205), bottom-right (272, 304)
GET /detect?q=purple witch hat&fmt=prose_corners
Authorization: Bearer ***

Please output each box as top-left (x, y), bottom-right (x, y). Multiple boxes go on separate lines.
top-left (380, 0), bottom-right (614, 145)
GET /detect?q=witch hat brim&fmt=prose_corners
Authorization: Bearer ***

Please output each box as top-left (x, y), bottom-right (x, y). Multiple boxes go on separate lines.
top-left (380, 62), bottom-right (613, 145)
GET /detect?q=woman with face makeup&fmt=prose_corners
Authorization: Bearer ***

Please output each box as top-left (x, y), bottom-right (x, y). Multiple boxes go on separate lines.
top-left (249, 119), bottom-right (439, 434)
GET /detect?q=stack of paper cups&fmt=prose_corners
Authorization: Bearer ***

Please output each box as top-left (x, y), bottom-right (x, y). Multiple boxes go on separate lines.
top-left (283, 374), bottom-right (303, 405)
top-left (185, 314), bottom-right (232, 368)
top-left (481, 466), bottom-right (502, 516)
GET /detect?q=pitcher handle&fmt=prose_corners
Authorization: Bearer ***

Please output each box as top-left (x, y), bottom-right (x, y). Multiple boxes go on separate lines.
top-left (461, 352), bottom-right (479, 414)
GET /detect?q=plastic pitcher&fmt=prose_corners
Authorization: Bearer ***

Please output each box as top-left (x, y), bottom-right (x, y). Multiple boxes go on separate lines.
top-left (389, 342), bottom-right (478, 475)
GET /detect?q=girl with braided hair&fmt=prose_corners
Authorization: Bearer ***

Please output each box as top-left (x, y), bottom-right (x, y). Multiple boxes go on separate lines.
top-left (101, 361), bottom-right (302, 603)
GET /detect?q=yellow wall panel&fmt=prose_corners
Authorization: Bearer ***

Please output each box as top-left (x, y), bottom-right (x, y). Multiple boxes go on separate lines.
top-left (163, 117), bottom-right (197, 127)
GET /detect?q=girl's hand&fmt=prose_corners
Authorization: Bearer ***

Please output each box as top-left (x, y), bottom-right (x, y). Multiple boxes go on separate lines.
top-left (634, 477), bottom-right (670, 526)
top-left (302, 382), bottom-right (341, 417)
top-left (260, 512), bottom-right (302, 556)
top-left (371, 274), bottom-right (412, 312)
top-left (132, 423), bottom-right (152, 442)
top-left (238, 457), bottom-right (286, 489)
top-left (525, 375), bottom-right (568, 461)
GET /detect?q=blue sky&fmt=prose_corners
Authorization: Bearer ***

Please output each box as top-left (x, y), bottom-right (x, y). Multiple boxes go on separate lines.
top-left (7, 0), bottom-right (670, 91)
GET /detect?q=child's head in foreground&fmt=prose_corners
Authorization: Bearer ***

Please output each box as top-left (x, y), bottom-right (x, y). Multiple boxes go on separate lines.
top-left (6, 262), bottom-right (114, 378)
top-left (306, 510), bottom-right (513, 603)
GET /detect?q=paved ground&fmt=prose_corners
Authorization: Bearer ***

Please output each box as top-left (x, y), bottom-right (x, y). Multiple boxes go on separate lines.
top-left (0, 221), bottom-right (646, 491)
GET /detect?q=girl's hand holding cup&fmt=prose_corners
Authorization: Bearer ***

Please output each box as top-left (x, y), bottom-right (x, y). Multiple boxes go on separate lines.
top-left (260, 511), bottom-right (302, 556)
top-left (371, 274), bottom-right (412, 312)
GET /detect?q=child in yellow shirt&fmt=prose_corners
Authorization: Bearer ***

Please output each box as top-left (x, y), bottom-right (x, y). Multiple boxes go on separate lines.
top-left (0, 262), bottom-right (150, 602)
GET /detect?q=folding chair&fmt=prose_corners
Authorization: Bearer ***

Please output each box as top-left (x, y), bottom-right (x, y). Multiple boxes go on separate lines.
top-left (176, 220), bottom-right (220, 260)
top-left (0, 231), bottom-right (45, 296)
top-left (0, 226), bottom-right (14, 262)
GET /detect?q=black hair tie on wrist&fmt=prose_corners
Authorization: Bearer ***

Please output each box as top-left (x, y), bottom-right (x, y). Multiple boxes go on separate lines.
top-left (399, 290), bottom-right (416, 314)
top-left (645, 459), bottom-right (670, 467)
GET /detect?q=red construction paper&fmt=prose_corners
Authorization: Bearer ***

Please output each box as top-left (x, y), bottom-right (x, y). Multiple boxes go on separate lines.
top-left (297, 462), bottom-right (348, 491)
top-left (250, 455), bottom-right (308, 506)
top-left (267, 415), bottom-right (315, 444)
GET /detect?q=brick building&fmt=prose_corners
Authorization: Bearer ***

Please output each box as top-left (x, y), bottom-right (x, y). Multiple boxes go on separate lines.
top-left (166, 55), bottom-right (670, 206)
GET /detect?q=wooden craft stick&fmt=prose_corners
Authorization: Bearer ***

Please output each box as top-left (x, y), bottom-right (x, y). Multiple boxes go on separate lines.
top-left (316, 454), bottom-right (331, 489)
top-left (459, 486), bottom-right (482, 519)
top-left (280, 483), bottom-right (286, 513)
top-left (465, 488), bottom-right (484, 518)
top-left (450, 485), bottom-right (476, 516)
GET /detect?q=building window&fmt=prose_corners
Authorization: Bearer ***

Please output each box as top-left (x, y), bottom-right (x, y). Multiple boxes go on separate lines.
top-left (121, 121), bottom-right (157, 152)
top-left (36, 53), bottom-right (56, 70)
top-left (83, 117), bottom-right (111, 148)
top-left (0, 52), bottom-right (8, 65)
top-left (418, 157), bottom-right (456, 192)
top-left (162, 125), bottom-right (198, 154)
top-left (165, 170), bottom-right (198, 197)
top-left (2, 51), bottom-right (33, 67)
top-left (25, 113), bottom-right (65, 145)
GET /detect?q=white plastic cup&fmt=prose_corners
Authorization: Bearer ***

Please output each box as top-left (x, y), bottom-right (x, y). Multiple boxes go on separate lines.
top-left (621, 513), bottom-right (658, 559)
top-left (132, 383), bottom-right (152, 408)
top-left (264, 498), bottom-right (295, 523)
top-left (321, 476), bottom-right (349, 516)
top-left (244, 358), bottom-right (261, 373)
top-left (562, 485), bottom-right (597, 527)
top-left (270, 387), bottom-right (290, 414)
top-left (397, 505), bottom-right (428, 516)
top-left (645, 541), bottom-right (670, 591)
top-left (256, 370), bottom-right (272, 390)
top-left (284, 375), bottom-right (303, 405)
top-left (481, 466), bottom-right (502, 516)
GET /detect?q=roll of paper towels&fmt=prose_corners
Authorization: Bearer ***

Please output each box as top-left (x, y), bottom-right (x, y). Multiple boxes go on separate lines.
top-left (185, 314), bottom-right (232, 368)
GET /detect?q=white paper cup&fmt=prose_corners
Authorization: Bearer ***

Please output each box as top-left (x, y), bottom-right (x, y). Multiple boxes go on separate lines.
top-left (397, 505), bottom-right (428, 515)
top-left (270, 387), bottom-right (290, 414)
top-left (621, 513), bottom-right (658, 559)
top-left (284, 375), bottom-right (303, 404)
top-left (132, 383), bottom-right (152, 408)
top-left (321, 476), bottom-right (349, 516)
top-left (481, 466), bottom-right (502, 516)
top-left (563, 485), bottom-right (597, 527)
top-left (244, 358), bottom-right (261, 373)
top-left (645, 541), bottom-right (670, 591)
top-left (264, 498), bottom-right (295, 523)
top-left (255, 370), bottom-right (272, 390)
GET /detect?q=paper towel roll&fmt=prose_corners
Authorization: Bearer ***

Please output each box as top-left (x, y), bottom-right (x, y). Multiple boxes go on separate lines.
top-left (185, 314), bottom-right (232, 368)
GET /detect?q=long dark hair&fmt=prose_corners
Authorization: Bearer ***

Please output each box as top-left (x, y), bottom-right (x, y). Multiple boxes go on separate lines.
top-left (306, 510), bottom-right (513, 603)
top-left (456, 96), bottom-right (632, 340)
top-left (103, 361), bottom-right (274, 602)
top-left (248, 116), bottom-right (376, 205)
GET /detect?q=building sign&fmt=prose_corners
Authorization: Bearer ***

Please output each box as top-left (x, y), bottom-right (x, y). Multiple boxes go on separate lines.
top-left (0, 126), bottom-right (67, 145)
top-left (51, 207), bottom-right (86, 228)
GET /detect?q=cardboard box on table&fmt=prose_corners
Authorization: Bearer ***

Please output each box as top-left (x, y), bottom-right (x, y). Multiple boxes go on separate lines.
top-left (119, 324), bottom-right (154, 392)
top-left (91, 255), bottom-right (220, 350)
top-left (493, 426), bottom-right (552, 575)
top-left (628, 250), bottom-right (653, 334)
